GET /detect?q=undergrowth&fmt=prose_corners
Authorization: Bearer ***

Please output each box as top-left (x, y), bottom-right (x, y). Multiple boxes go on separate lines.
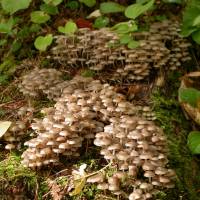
top-left (151, 72), bottom-right (200, 200)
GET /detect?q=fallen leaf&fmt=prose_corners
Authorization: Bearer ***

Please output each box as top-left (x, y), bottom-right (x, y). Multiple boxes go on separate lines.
top-left (69, 177), bottom-right (86, 196)
top-left (0, 121), bottom-right (12, 138)
top-left (75, 18), bottom-right (92, 29)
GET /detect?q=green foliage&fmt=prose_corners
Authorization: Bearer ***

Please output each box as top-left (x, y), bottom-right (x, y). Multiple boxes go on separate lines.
top-left (111, 20), bottom-right (139, 48)
top-left (43, 0), bottom-right (63, 6)
top-left (111, 20), bottom-right (138, 34)
top-left (181, 0), bottom-right (200, 44)
top-left (151, 73), bottom-right (200, 200)
top-left (34, 34), bottom-right (53, 51)
top-left (100, 2), bottom-right (125, 14)
top-left (93, 16), bottom-right (109, 29)
top-left (162, 0), bottom-right (182, 3)
top-left (66, 0), bottom-right (80, 10)
top-left (0, 74), bottom-right (9, 85)
top-left (127, 40), bottom-right (140, 48)
top-left (178, 88), bottom-right (200, 107)
top-left (31, 11), bottom-right (50, 24)
top-left (58, 20), bottom-right (78, 35)
top-left (0, 57), bottom-right (16, 75)
top-left (1, 0), bottom-right (32, 14)
top-left (125, 0), bottom-right (155, 19)
top-left (192, 30), bottom-right (200, 44)
top-left (40, 4), bottom-right (58, 15)
top-left (0, 17), bottom-right (14, 34)
top-left (79, 0), bottom-right (96, 7)
top-left (188, 131), bottom-right (200, 154)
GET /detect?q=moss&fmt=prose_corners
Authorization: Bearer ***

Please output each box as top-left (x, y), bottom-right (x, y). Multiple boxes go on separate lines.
top-left (151, 72), bottom-right (200, 200)
top-left (0, 152), bottom-right (37, 197)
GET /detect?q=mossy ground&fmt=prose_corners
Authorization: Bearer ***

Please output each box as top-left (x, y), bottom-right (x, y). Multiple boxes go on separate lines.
top-left (151, 71), bottom-right (200, 200)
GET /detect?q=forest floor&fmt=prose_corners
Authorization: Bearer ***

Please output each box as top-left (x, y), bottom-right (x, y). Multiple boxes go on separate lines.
top-left (1, 1), bottom-right (200, 200)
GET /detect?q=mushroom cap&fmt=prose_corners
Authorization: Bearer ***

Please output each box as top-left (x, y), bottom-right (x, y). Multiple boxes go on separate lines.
top-left (142, 162), bottom-right (155, 171)
top-left (5, 144), bottom-right (15, 150)
top-left (107, 144), bottom-right (121, 151)
top-left (87, 173), bottom-right (104, 183)
top-left (159, 176), bottom-right (171, 183)
top-left (97, 183), bottom-right (109, 190)
top-left (116, 151), bottom-right (130, 161)
top-left (144, 171), bottom-right (155, 178)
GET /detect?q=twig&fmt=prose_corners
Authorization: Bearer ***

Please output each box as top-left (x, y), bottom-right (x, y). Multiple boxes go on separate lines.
top-left (34, 180), bottom-right (39, 200)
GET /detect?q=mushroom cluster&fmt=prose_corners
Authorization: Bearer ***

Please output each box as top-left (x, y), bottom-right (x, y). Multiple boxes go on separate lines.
top-left (21, 76), bottom-right (142, 167)
top-left (3, 121), bottom-right (28, 150)
top-left (19, 68), bottom-right (63, 97)
top-left (92, 115), bottom-right (175, 199)
top-left (48, 20), bottom-right (191, 81)
top-left (20, 76), bottom-right (175, 199)
top-left (2, 106), bottom-right (34, 150)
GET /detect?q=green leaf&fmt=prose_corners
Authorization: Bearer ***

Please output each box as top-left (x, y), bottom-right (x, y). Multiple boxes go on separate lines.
top-left (43, 0), bottom-right (63, 6)
top-left (128, 40), bottom-right (140, 49)
top-left (70, 178), bottom-right (86, 196)
top-left (125, 0), bottom-right (155, 19)
top-left (162, 0), bottom-right (182, 4)
top-left (31, 11), bottom-right (50, 24)
top-left (181, 4), bottom-right (200, 37)
top-left (29, 24), bottom-right (41, 33)
top-left (100, 2), bottom-right (125, 14)
top-left (66, 1), bottom-right (79, 10)
top-left (40, 4), bottom-right (58, 15)
top-left (93, 16), bottom-right (109, 29)
top-left (193, 15), bottom-right (200, 26)
top-left (0, 17), bottom-right (14, 34)
top-left (79, 0), bottom-right (96, 7)
top-left (119, 34), bottom-right (132, 44)
top-left (1, 0), bottom-right (31, 14)
top-left (111, 21), bottom-right (138, 34)
top-left (0, 121), bottom-right (12, 138)
top-left (188, 131), bottom-right (200, 154)
top-left (34, 34), bottom-right (53, 51)
top-left (58, 21), bottom-right (77, 35)
top-left (192, 30), bottom-right (200, 44)
top-left (179, 88), bottom-right (200, 107)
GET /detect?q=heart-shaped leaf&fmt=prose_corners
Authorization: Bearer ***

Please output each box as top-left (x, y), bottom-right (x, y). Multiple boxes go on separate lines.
top-left (128, 40), bottom-right (140, 49)
top-left (40, 4), bottom-right (58, 15)
top-left (111, 21), bottom-right (138, 34)
top-left (66, 1), bottom-right (80, 10)
top-left (93, 16), bottom-right (109, 29)
top-left (31, 11), bottom-right (50, 24)
top-left (34, 34), bottom-right (53, 51)
top-left (179, 88), bottom-right (200, 107)
top-left (188, 131), bottom-right (200, 154)
top-left (0, 17), bottom-right (14, 34)
top-left (0, 121), bottom-right (12, 138)
top-left (1, 0), bottom-right (32, 14)
top-left (119, 34), bottom-right (132, 44)
top-left (125, 0), bottom-right (155, 19)
top-left (100, 2), bottom-right (125, 14)
top-left (79, 0), bottom-right (96, 7)
top-left (58, 21), bottom-right (77, 35)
